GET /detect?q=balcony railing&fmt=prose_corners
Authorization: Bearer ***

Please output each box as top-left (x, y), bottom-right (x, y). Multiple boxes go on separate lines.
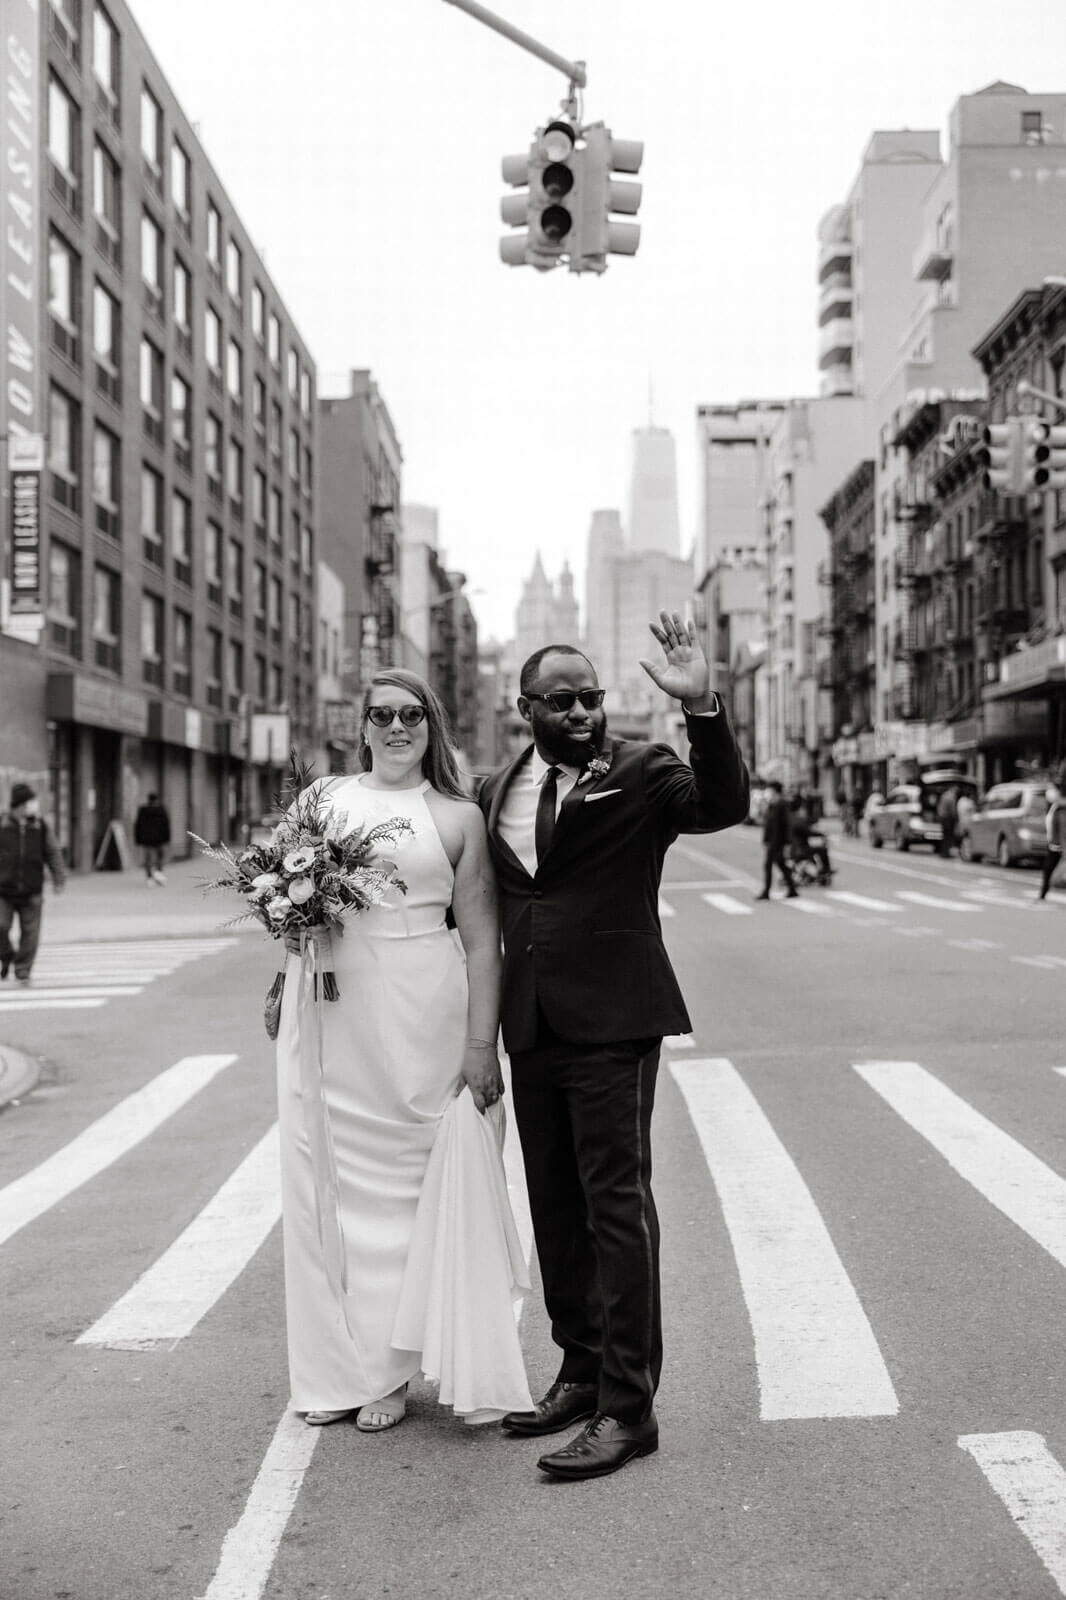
top-left (817, 317), bottom-right (854, 369)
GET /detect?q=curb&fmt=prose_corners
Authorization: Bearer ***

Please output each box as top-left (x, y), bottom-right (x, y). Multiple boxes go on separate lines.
top-left (0, 1044), bottom-right (41, 1107)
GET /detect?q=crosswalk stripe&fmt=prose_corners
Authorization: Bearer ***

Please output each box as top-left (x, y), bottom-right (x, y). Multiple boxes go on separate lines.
top-left (826, 890), bottom-right (899, 912)
top-left (783, 897), bottom-right (835, 915)
top-left (664, 1034), bottom-right (695, 1049)
top-left (0, 1055), bottom-right (237, 1249)
top-left (77, 1125), bottom-right (281, 1350)
top-left (960, 890), bottom-right (1031, 908)
top-left (670, 1057), bottom-right (898, 1420)
top-left (896, 891), bottom-right (979, 912)
top-left (959, 1432), bottom-right (1066, 1592)
top-left (657, 895), bottom-right (676, 918)
top-left (1013, 955), bottom-right (1066, 971)
top-left (701, 892), bottom-right (752, 916)
top-left (0, 998), bottom-right (107, 1011)
top-left (854, 1061), bottom-right (1066, 1270)
top-left (948, 938), bottom-right (1003, 952)
top-left (197, 1407), bottom-right (320, 1600)
top-left (0, 986), bottom-right (143, 999)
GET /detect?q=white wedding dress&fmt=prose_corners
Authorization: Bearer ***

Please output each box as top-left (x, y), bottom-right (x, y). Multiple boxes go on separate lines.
top-left (275, 775), bottom-right (532, 1420)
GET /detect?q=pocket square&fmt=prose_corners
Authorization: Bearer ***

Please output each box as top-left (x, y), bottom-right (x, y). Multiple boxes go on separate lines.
top-left (584, 787), bottom-right (623, 802)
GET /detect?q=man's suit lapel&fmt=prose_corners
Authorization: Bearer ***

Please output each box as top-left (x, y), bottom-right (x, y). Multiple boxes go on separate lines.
top-left (545, 740), bottom-right (621, 856)
top-left (488, 745), bottom-right (534, 877)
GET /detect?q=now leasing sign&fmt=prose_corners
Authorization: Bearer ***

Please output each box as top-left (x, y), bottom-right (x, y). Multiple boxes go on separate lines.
top-left (2, 0), bottom-right (42, 639)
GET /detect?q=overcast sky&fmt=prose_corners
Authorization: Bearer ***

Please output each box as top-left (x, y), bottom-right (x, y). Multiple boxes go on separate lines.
top-left (132, 0), bottom-right (1066, 640)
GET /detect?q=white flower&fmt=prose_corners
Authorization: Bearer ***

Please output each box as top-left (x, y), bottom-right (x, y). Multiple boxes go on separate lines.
top-left (288, 876), bottom-right (314, 905)
top-left (265, 894), bottom-right (292, 922)
top-left (249, 872), bottom-right (281, 899)
top-left (283, 847), bottom-right (316, 874)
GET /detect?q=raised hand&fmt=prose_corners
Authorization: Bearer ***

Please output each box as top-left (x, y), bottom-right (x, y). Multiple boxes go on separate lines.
top-left (638, 611), bottom-right (712, 705)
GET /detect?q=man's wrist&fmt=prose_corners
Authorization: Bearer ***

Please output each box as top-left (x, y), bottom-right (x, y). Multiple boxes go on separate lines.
top-left (682, 691), bottom-right (720, 716)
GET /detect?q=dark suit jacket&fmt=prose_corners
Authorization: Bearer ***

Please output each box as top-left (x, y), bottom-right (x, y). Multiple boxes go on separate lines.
top-left (479, 708), bottom-right (750, 1052)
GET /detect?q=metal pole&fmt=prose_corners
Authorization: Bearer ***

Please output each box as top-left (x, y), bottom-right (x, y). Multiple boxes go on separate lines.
top-left (440, 0), bottom-right (587, 88)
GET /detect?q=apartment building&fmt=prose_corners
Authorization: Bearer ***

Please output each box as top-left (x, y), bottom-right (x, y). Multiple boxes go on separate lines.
top-left (0, 0), bottom-right (317, 865)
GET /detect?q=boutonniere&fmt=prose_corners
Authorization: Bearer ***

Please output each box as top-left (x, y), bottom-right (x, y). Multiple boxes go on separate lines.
top-left (577, 752), bottom-right (613, 786)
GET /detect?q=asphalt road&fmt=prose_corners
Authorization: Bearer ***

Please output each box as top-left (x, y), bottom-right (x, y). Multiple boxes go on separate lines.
top-left (2, 827), bottom-right (1066, 1600)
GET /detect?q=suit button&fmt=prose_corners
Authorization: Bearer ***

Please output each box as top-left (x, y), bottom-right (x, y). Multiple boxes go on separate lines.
top-left (525, 943), bottom-right (533, 954)
top-left (533, 890), bottom-right (543, 899)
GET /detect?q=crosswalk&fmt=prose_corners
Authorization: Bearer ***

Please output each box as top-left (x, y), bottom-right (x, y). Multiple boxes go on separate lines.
top-left (0, 937), bottom-right (238, 1012)
top-left (661, 882), bottom-right (1042, 921)
top-left (6, 1048), bottom-right (1066, 1594)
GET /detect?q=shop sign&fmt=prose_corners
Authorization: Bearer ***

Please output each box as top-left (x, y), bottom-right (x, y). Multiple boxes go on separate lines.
top-left (46, 672), bottom-right (149, 736)
top-left (7, 433), bottom-right (43, 624)
top-left (251, 712), bottom-right (291, 765)
top-left (184, 708), bottom-right (202, 750)
top-left (831, 736), bottom-right (859, 765)
top-left (857, 732), bottom-right (878, 764)
top-left (983, 699), bottom-right (1048, 741)
top-left (996, 637), bottom-right (1066, 693)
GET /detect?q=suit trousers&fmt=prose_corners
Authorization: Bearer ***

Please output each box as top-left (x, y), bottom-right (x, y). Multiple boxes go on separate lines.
top-left (509, 1028), bottom-right (662, 1424)
top-left (0, 894), bottom-right (43, 977)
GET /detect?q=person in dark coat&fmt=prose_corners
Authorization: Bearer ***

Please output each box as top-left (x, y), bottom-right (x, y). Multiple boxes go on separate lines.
top-left (0, 783), bottom-right (66, 984)
top-left (757, 780), bottom-right (798, 899)
top-left (478, 612), bottom-right (749, 1481)
top-left (134, 792), bottom-right (171, 884)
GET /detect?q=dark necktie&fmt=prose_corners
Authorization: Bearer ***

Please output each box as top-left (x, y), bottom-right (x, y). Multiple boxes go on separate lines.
top-left (535, 765), bottom-right (560, 867)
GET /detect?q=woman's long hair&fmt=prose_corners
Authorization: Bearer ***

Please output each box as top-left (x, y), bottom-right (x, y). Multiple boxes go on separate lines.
top-left (359, 668), bottom-right (467, 799)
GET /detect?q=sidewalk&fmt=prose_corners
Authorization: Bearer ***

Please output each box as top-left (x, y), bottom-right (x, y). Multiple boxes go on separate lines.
top-left (39, 852), bottom-right (257, 945)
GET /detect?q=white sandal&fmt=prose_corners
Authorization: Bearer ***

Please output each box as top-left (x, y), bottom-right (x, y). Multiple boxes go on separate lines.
top-left (304, 1408), bottom-right (354, 1427)
top-left (355, 1384), bottom-right (408, 1433)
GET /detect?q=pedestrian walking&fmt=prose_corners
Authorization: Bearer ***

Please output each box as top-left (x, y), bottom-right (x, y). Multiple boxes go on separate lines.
top-left (936, 784), bottom-right (958, 858)
top-left (134, 792), bottom-right (171, 885)
top-left (757, 780), bottom-right (798, 899)
top-left (1036, 782), bottom-right (1066, 902)
top-left (479, 613), bottom-right (749, 1480)
top-left (0, 784), bottom-right (66, 985)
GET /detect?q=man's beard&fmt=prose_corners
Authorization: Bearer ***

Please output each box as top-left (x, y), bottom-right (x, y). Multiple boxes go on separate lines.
top-left (539, 717), bottom-right (608, 767)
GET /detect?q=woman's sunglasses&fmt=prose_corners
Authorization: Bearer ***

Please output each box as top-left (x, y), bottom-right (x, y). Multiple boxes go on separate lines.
top-left (366, 704), bottom-right (428, 729)
top-left (525, 689), bottom-right (606, 714)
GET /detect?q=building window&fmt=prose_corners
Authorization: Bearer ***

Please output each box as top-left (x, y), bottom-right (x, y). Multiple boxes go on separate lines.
top-left (227, 439), bottom-right (244, 510)
top-left (269, 400), bottom-right (282, 458)
top-left (141, 590), bottom-right (164, 685)
top-left (141, 465), bottom-right (164, 566)
top-left (172, 490), bottom-right (192, 586)
top-left (252, 375), bottom-right (266, 434)
top-left (268, 574), bottom-right (282, 643)
top-left (270, 660), bottom-right (284, 708)
top-left (203, 420), bottom-right (221, 507)
top-left (91, 423), bottom-right (120, 537)
top-left (1022, 110), bottom-right (1045, 145)
top-left (140, 84), bottom-right (162, 171)
top-left (48, 231), bottom-right (80, 365)
top-left (173, 257), bottom-right (191, 334)
top-left (226, 338), bottom-right (242, 402)
top-left (206, 627), bottom-right (223, 707)
top-left (226, 238), bottom-right (242, 302)
top-left (48, 540), bottom-right (81, 656)
top-left (253, 560), bottom-right (267, 632)
top-left (140, 337), bottom-right (164, 443)
top-left (91, 140), bottom-right (120, 262)
top-left (252, 284), bottom-right (265, 341)
top-left (205, 305), bottom-right (222, 374)
top-left (227, 537), bottom-right (244, 622)
top-left (288, 427), bottom-right (299, 481)
top-left (92, 280), bottom-right (120, 401)
top-left (301, 524), bottom-right (313, 576)
top-left (268, 487), bottom-right (282, 546)
top-left (254, 652), bottom-right (267, 703)
top-left (287, 348), bottom-right (299, 397)
top-left (227, 638), bottom-right (244, 711)
top-left (171, 373), bottom-right (191, 470)
top-left (268, 312), bottom-right (280, 367)
top-left (301, 445), bottom-right (312, 498)
top-left (289, 592), bottom-right (300, 643)
top-left (253, 469), bottom-right (267, 537)
top-left (48, 75), bottom-right (78, 183)
top-left (207, 200), bottom-right (221, 268)
top-left (205, 521), bottom-right (223, 606)
top-left (49, 386), bottom-right (80, 512)
top-left (300, 368), bottom-right (312, 417)
top-left (169, 138), bottom-right (190, 214)
top-left (290, 508), bottom-right (301, 567)
top-left (141, 211), bottom-right (163, 294)
top-left (50, 0), bottom-right (81, 68)
top-left (92, 564), bottom-right (121, 672)
top-left (173, 608), bottom-right (192, 697)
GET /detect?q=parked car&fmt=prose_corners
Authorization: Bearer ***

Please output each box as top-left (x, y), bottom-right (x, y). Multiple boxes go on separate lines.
top-left (958, 781), bottom-right (1051, 868)
top-left (868, 770), bottom-right (978, 852)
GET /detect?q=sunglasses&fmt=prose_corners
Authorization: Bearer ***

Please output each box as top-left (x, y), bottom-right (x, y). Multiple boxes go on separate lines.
top-left (366, 704), bottom-right (427, 729)
top-left (525, 689), bottom-right (606, 714)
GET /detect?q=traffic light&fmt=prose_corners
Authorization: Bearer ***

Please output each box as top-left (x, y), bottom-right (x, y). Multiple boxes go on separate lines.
top-left (980, 419), bottom-right (1026, 494)
top-left (569, 122), bottom-right (643, 275)
top-left (1021, 419), bottom-right (1066, 490)
top-left (500, 119), bottom-right (580, 271)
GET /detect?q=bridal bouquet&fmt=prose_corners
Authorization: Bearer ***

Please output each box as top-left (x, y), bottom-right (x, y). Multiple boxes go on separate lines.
top-left (192, 767), bottom-right (412, 1036)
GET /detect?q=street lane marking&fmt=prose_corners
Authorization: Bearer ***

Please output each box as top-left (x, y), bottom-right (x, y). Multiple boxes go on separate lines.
top-left (664, 1034), bottom-right (695, 1049)
top-left (0, 999), bottom-right (107, 1012)
top-left (896, 891), bottom-right (979, 912)
top-left (671, 1057), bottom-right (898, 1420)
top-left (960, 890), bottom-right (1031, 908)
top-left (701, 892), bottom-right (753, 916)
top-left (0, 985), bottom-right (142, 999)
top-left (657, 895), bottom-right (676, 918)
top-left (77, 1125), bottom-right (281, 1350)
top-left (959, 1432), bottom-right (1066, 1593)
top-left (854, 1061), bottom-right (1066, 1270)
top-left (783, 898), bottom-right (836, 915)
top-left (196, 1407), bottom-right (320, 1600)
top-left (1013, 955), bottom-right (1066, 971)
top-left (672, 842), bottom-right (760, 890)
top-left (0, 1056), bottom-right (237, 1249)
top-left (948, 938), bottom-right (1003, 952)
top-left (826, 891), bottom-right (899, 912)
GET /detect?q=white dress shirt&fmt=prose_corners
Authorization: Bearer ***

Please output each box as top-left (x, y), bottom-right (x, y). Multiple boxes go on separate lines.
top-left (496, 750), bottom-right (581, 877)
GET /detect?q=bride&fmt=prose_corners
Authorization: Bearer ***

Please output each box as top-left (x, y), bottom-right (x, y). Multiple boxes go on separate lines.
top-left (274, 668), bottom-right (528, 1431)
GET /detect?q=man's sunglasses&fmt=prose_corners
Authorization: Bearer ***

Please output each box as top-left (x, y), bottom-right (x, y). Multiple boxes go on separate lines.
top-left (366, 704), bottom-right (428, 728)
top-left (525, 689), bottom-right (606, 714)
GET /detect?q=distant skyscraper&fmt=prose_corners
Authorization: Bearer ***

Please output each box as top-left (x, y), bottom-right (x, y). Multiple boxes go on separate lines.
top-left (626, 427), bottom-right (681, 557)
top-left (584, 510), bottom-right (624, 682)
top-left (514, 554), bottom-right (582, 670)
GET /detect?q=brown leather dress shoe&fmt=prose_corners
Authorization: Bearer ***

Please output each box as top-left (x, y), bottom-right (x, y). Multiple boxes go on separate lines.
top-left (536, 1411), bottom-right (659, 1479)
top-left (500, 1380), bottom-right (599, 1437)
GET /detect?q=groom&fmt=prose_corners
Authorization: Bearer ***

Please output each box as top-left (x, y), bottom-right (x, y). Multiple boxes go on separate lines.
top-left (479, 612), bottom-right (749, 1479)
